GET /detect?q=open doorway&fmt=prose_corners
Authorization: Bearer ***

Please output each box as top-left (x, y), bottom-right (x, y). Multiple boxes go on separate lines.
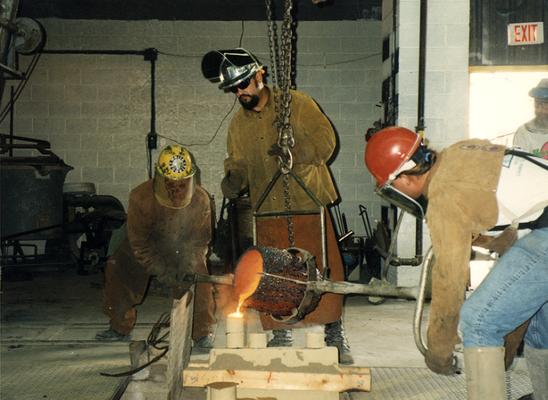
top-left (469, 69), bottom-right (547, 145)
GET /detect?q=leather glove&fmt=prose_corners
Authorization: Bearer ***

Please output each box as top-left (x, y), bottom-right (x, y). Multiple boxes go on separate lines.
top-left (268, 143), bottom-right (316, 165)
top-left (221, 170), bottom-right (245, 199)
top-left (425, 349), bottom-right (459, 375)
top-left (484, 226), bottom-right (518, 256)
top-left (267, 143), bottom-right (285, 158)
top-left (156, 269), bottom-right (178, 288)
top-left (472, 227), bottom-right (517, 257)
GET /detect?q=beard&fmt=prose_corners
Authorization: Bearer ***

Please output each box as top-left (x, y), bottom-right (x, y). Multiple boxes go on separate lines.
top-left (536, 113), bottom-right (548, 128)
top-left (239, 94), bottom-right (260, 110)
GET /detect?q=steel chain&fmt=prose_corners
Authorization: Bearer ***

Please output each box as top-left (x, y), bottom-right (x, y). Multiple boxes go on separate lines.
top-left (265, 0), bottom-right (296, 246)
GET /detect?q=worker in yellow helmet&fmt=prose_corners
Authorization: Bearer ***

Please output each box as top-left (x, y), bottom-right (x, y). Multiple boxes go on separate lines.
top-left (96, 145), bottom-right (217, 353)
top-left (153, 144), bottom-right (196, 208)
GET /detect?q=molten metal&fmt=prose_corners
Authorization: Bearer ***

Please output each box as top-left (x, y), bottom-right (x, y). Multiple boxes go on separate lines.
top-left (233, 246), bottom-right (321, 321)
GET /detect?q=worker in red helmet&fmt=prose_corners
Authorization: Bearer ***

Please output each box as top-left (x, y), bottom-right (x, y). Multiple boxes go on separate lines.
top-left (364, 126), bottom-right (548, 400)
top-left (96, 145), bottom-right (217, 353)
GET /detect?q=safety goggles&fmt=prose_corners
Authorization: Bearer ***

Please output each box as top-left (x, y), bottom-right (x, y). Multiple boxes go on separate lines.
top-left (229, 76), bottom-right (253, 93)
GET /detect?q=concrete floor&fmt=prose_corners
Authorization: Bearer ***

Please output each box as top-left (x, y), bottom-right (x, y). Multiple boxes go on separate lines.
top-left (0, 267), bottom-right (533, 400)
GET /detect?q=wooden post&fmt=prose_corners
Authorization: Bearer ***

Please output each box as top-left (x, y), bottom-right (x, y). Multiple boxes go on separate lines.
top-left (167, 285), bottom-right (195, 400)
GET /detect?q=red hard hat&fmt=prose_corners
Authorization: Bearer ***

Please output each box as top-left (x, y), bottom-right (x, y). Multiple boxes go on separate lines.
top-left (364, 126), bottom-right (421, 187)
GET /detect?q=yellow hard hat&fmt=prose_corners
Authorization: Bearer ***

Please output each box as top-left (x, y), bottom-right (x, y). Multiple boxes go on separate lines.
top-left (155, 145), bottom-right (195, 180)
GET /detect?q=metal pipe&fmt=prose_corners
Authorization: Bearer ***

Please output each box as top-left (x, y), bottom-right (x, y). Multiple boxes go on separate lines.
top-left (401, 0), bottom-right (428, 266)
top-left (9, 85), bottom-right (14, 156)
top-left (416, 0), bottom-right (427, 135)
top-left (41, 49), bottom-right (146, 56)
top-left (310, 280), bottom-right (418, 300)
top-left (413, 246), bottom-right (433, 356)
top-left (187, 274), bottom-right (234, 286)
top-left (390, 256), bottom-right (423, 266)
top-left (190, 272), bottom-right (419, 300)
top-left (381, 210), bottom-right (405, 280)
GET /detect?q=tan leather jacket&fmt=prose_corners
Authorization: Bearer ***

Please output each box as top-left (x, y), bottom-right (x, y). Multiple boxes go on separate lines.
top-left (225, 86), bottom-right (339, 212)
top-left (127, 180), bottom-right (213, 286)
top-left (423, 139), bottom-right (506, 373)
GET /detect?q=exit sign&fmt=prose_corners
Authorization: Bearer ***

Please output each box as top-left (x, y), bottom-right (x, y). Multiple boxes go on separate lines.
top-left (508, 22), bottom-right (544, 46)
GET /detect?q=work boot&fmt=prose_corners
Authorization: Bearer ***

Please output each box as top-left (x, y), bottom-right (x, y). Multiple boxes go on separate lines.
top-left (129, 340), bottom-right (150, 381)
top-left (193, 333), bottom-right (215, 354)
top-left (524, 345), bottom-right (548, 400)
top-left (95, 327), bottom-right (131, 342)
top-left (267, 329), bottom-right (293, 347)
top-left (325, 318), bottom-right (354, 365)
top-left (463, 347), bottom-right (505, 400)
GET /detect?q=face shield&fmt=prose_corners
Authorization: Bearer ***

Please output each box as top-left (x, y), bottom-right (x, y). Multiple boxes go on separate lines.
top-left (201, 48), bottom-right (262, 91)
top-left (374, 146), bottom-right (428, 219)
top-left (376, 183), bottom-right (427, 219)
top-left (153, 145), bottom-right (197, 209)
top-left (153, 173), bottom-right (195, 209)
top-left (364, 126), bottom-right (431, 219)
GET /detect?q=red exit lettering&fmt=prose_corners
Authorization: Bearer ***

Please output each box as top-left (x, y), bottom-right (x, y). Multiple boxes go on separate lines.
top-left (508, 22), bottom-right (544, 45)
top-left (514, 24), bottom-right (537, 43)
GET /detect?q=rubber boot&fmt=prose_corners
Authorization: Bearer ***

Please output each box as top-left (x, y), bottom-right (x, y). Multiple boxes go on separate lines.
top-left (464, 347), bottom-right (506, 400)
top-left (524, 345), bottom-right (548, 400)
top-left (267, 329), bottom-right (293, 347)
top-left (325, 318), bottom-right (354, 365)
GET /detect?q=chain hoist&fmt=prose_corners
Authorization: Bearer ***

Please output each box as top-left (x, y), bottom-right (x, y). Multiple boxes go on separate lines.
top-left (266, 0), bottom-right (296, 246)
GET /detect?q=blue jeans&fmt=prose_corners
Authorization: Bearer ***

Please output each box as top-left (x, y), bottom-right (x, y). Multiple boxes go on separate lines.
top-left (460, 227), bottom-right (548, 349)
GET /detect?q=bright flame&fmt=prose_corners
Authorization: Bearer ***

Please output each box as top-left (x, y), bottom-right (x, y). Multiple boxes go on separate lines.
top-left (233, 248), bottom-right (264, 306)
top-left (228, 310), bottom-right (243, 318)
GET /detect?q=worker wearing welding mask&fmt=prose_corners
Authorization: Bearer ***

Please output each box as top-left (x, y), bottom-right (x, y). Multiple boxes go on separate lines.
top-left (201, 48), bottom-right (353, 364)
top-left (364, 126), bottom-right (548, 400)
top-left (96, 145), bottom-right (216, 352)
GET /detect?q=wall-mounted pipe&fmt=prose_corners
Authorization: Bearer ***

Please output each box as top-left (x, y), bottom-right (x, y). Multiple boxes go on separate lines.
top-left (416, 0), bottom-right (428, 136)
top-left (394, 0), bottom-right (428, 268)
top-left (41, 48), bottom-right (159, 178)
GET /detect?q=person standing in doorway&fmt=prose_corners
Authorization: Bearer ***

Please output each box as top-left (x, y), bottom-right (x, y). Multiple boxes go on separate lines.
top-left (514, 78), bottom-right (548, 159)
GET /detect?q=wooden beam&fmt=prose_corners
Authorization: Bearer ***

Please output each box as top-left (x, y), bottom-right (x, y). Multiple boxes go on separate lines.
top-left (183, 366), bottom-right (371, 392)
top-left (167, 287), bottom-right (195, 400)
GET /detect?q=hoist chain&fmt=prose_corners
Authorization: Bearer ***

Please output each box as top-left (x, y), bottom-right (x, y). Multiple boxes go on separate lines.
top-left (266, 0), bottom-right (296, 246)
top-left (265, 0), bottom-right (280, 91)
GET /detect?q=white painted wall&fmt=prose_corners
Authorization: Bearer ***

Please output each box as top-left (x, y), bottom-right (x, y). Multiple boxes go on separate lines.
top-left (381, 0), bottom-right (470, 284)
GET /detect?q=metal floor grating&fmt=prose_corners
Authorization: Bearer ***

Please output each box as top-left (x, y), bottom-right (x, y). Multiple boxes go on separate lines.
top-left (346, 367), bottom-right (532, 400)
top-left (0, 344), bottom-right (129, 400)
top-left (0, 349), bottom-right (534, 400)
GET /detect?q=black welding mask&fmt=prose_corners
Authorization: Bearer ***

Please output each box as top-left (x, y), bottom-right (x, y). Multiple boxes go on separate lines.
top-left (201, 48), bottom-right (263, 91)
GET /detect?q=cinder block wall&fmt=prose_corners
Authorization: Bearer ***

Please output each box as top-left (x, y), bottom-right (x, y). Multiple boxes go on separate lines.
top-left (397, 0), bottom-right (470, 147)
top-left (1, 19), bottom-right (383, 235)
top-left (382, 0), bottom-right (470, 277)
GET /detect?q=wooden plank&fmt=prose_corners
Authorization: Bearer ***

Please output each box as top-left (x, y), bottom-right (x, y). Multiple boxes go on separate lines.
top-left (183, 367), bottom-right (371, 392)
top-left (167, 287), bottom-right (195, 400)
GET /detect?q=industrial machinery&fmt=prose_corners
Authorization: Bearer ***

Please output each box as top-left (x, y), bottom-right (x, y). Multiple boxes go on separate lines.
top-left (0, 134), bottom-right (126, 274)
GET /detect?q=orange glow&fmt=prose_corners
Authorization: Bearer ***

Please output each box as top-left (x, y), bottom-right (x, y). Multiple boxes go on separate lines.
top-left (233, 248), bottom-right (264, 308)
top-left (228, 310), bottom-right (243, 318)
